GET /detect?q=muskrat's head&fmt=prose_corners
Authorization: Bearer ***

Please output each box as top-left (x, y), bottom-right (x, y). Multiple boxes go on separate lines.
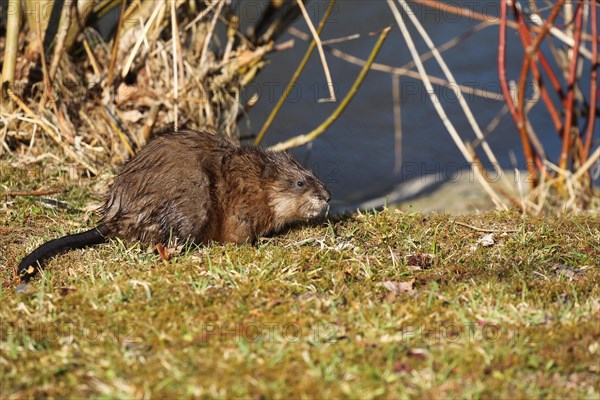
top-left (264, 151), bottom-right (331, 224)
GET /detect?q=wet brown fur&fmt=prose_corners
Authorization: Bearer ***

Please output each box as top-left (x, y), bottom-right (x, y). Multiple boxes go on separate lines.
top-left (100, 130), bottom-right (331, 245)
top-left (17, 130), bottom-right (329, 283)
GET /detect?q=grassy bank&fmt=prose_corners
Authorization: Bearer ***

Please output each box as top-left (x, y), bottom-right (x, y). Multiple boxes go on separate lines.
top-left (1, 161), bottom-right (599, 398)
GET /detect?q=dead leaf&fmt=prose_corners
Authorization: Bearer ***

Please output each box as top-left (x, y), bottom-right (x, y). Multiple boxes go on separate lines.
top-left (471, 233), bottom-right (495, 250)
top-left (119, 109), bottom-right (144, 123)
top-left (381, 279), bottom-right (415, 301)
top-left (407, 348), bottom-right (428, 359)
top-left (477, 233), bottom-right (495, 247)
top-left (156, 243), bottom-right (176, 261)
top-left (549, 262), bottom-right (583, 281)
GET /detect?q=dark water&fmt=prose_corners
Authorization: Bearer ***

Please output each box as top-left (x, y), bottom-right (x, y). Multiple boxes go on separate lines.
top-left (241, 0), bottom-right (598, 212)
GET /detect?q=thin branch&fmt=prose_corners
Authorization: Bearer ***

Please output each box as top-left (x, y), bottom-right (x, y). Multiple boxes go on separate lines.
top-left (1, 188), bottom-right (63, 197)
top-left (528, 5), bottom-right (594, 61)
top-left (499, 0), bottom-right (538, 188)
top-left (388, 0), bottom-right (507, 209)
top-left (519, 7), bottom-right (567, 105)
top-left (573, 146), bottom-right (600, 181)
top-left (515, 0), bottom-right (565, 189)
top-left (411, 0), bottom-right (594, 60)
top-left (474, 104), bottom-right (509, 147)
top-left (399, 0), bottom-right (516, 197)
top-left (453, 221), bottom-right (518, 233)
top-left (581, 0), bottom-right (598, 162)
top-left (411, 0), bottom-right (512, 27)
top-left (269, 27), bottom-right (391, 152)
top-left (559, 4), bottom-right (584, 171)
top-left (516, 1), bottom-right (565, 140)
top-left (184, 0), bottom-right (221, 31)
top-left (199, 0), bottom-right (225, 68)
top-left (392, 75), bottom-right (402, 174)
top-left (322, 33), bottom-right (361, 45)
top-left (254, 0), bottom-right (336, 146)
top-left (297, 0), bottom-right (336, 103)
top-left (398, 21), bottom-right (491, 72)
top-left (288, 28), bottom-right (503, 101)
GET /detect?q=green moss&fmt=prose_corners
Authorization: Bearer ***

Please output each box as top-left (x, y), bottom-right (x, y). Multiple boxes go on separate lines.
top-left (1, 161), bottom-right (599, 398)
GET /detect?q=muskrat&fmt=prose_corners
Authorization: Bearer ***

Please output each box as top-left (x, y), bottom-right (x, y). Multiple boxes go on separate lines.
top-left (18, 130), bottom-right (331, 282)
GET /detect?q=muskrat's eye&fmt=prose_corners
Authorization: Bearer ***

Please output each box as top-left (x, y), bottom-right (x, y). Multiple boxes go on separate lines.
top-left (296, 180), bottom-right (305, 187)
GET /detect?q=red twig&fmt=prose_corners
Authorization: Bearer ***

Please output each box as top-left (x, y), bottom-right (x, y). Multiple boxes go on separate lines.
top-left (581, 0), bottom-right (598, 162)
top-left (512, 4), bottom-right (566, 113)
top-left (498, 3), bottom-right (519, 123)
top-left (559, 3), bottom-right (584, 171)
top-left (516, 1), bottom-right (565, 147)
top-left (411, 0), bottom-right (511, 27)
top-left (499, 0), bottom-right (538, 188)
top-left (512, 6), bottom-right (566, 105)
top-left (513, 2), bottom-right (587, 160)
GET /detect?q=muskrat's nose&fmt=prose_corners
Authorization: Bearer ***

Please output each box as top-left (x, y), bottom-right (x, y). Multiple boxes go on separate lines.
top-left (324, 190), bottom-right (331, 203)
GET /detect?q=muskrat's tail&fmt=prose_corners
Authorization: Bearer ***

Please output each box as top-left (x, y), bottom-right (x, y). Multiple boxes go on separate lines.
top-left (18, 225), bottom-right (109, 282)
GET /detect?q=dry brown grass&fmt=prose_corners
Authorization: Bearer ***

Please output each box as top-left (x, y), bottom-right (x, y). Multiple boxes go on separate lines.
top-left (0, 1), bottom-right (295, 177)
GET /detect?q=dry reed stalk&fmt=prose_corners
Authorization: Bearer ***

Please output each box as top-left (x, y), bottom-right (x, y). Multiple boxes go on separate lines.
top-left (499, 0), bottom-right (538, 189)
top-left (82, 38), bottom-right (102, 77)
top-left (288, 29), bottom-right (503, 102)
top-left (269, 27), bottom-right (392, 151)
top-left (0, 0), bottom-right (311, 170)
top-left (35, 5), bottom-right (76, 145)
top-left (6, 89), bottom-right (97, 175)
top-left (387, 0), bottom-right (507, 210)
top-left (254, 0), bottom-right (336, 146)
top-left (49, 2), bottom-right (73, 80)
top-left (107, 0), bottom-right (128, 89)
top-left (297, 0), bottom-right (336, 103)
top-left (398, 0), bottom-right (517, 199)
top-left (199, 0), bottom-right (225, 69)
top-left (398, 21), bottom-right (491, 72)
top-left (581, 0), bottom-right (598, 163)
top-left (170, 0), bottom-right (180, 131)
top-left (573, 146), bottom-right (600, 182)
top-left (392, 74), bottom-right (402, 174)
top-left (1, 0), bottom-right (20, 108)
top-left (184, 1), bottom-right (221, 31)
top-left (99, 107), bottom-right (135, 158)
top-left (321, 34), bottom-right (361, 45)
top-left (122, 3), bottom-right (165, 79)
